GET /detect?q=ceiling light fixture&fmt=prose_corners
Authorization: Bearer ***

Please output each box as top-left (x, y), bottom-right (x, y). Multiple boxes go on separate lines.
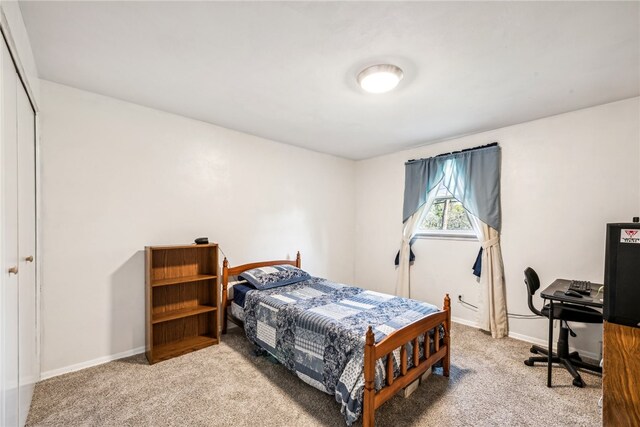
top-left (357, 64), bottom-right (404, 94)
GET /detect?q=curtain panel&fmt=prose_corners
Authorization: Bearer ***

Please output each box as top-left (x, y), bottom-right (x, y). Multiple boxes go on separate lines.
top-left (470, 215), bottom-right (508, 338)
top-left (395, 190), bottom-right (437, 297)
top-left (397, 144), bottom-right (508, 338)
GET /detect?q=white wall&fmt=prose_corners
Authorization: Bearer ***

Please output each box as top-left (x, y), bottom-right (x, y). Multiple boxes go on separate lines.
top-left (355, 97), bottom-right (640, 356)
top-left (39, 80), bottom-right (355, 376)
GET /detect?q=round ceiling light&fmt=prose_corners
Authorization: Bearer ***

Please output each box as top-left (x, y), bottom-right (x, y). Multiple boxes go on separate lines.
top-left (357, 64), bottom-right (404, 94)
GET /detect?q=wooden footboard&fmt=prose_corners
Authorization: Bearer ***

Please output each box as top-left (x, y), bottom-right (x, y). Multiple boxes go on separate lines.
top-left (363, 294), bottom-right (451, 427)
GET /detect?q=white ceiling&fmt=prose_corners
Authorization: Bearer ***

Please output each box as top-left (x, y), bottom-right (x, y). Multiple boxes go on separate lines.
top-left (20, 1), bottom-right (640, 160)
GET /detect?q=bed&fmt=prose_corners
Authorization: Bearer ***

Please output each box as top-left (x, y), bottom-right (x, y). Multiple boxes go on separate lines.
top-left (221, 253), bottom-right (451, 427)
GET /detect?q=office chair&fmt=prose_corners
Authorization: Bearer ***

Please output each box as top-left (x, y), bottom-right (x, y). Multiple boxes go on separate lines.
top-left (523, 267), bottom-right (603, 387)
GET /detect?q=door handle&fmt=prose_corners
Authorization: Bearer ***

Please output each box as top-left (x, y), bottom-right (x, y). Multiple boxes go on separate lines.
top-left (25, 255), bottom-right (34, 263)
top-left (8, 266), bottom-right (18, 275)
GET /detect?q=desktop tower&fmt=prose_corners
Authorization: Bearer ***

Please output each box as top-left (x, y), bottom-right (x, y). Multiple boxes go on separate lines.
top-left (604, 222), bottom-right (640, 328)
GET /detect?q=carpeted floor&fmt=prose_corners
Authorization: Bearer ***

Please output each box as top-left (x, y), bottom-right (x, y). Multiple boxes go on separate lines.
top-left (26, 323), bottom-right (602, 426)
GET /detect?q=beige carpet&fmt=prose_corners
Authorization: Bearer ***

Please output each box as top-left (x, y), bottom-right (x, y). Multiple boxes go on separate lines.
top-left (27, 323), bottom-right (602, 426)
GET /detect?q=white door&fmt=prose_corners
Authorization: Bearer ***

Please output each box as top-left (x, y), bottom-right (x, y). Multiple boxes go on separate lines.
top-left (1, 39), bottom-right (19, 427)
top-left (17, 77), bottom-right (37, 426)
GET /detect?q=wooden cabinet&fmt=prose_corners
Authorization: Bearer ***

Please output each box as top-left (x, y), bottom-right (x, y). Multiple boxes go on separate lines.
top-left (145, 244), bottom-right (220, 364)
top-left (603, 321), bottom-right (640, 426)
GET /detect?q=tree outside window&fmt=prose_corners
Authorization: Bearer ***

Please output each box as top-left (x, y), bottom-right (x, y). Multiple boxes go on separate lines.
top-left (417, 185), bottom-right (476, 239)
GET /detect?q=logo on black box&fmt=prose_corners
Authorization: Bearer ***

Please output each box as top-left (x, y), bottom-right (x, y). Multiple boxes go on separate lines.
top-left (620, 229), bottom-right (640, 244)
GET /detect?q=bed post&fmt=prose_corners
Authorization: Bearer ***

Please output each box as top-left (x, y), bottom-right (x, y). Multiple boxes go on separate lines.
top-left (221, 258), bottom-right (229, 334)
top-left (443, 294), bottom-right (451, 377)
top-left (363, 326), bottom-right (375, 427)
top-left (296, 251), bottom-right (301, 268)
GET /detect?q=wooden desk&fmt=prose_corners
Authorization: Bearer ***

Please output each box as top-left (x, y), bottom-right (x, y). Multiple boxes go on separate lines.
top-left (603, 321), bottom-right (640, 426)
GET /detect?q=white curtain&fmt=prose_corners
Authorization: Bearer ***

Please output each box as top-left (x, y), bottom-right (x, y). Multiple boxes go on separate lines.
top-left (395, 187), bottom-right (438, 298)
top-left (470, 215), bottom-right (508, 338)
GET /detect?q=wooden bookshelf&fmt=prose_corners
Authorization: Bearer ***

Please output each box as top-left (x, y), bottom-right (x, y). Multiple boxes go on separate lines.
top-left (145, 243), bottom-right (219, 364)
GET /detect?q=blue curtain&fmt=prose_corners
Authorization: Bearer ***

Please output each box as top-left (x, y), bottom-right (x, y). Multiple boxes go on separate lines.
top-left (402, 144), bottom-right (501, 231)
top-left (402, 156), bottom-right (445, 223)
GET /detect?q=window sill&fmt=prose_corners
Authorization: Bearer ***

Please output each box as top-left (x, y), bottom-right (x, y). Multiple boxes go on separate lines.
top-left (414, 232), bottom-right (478, 242)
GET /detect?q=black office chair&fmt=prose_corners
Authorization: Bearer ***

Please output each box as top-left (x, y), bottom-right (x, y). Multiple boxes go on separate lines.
top-left (523, 267), bottom-right (602, 387)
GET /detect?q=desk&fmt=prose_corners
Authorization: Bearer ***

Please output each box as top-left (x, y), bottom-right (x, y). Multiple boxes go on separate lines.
top-left (540, 279), bottom-right (603, 387)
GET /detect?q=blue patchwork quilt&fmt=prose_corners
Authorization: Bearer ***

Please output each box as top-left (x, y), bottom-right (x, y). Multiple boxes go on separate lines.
top-left (243, 277), bottom-right (442, 425)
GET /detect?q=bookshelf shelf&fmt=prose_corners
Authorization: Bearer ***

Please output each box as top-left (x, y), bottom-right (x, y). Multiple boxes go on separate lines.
top-left (151, 274), bottom-right (217, 287)
top-left (152, 305), bottom-right (217, 324)
top-left (153, 335), bottom-right (218, 363)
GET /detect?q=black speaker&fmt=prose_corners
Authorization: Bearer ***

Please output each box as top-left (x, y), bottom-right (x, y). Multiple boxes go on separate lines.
top-left (604, 222), bottom-right (640, 327)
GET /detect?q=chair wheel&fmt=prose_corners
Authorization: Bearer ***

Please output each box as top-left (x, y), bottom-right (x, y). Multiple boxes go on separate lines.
top-left (572, 377), bottom-right (585, 388)
top-left (524, 359), bottom-right (534, 367)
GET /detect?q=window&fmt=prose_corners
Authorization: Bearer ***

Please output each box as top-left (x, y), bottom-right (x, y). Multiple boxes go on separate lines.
top-left (416, 184), bottom-right (476, 239)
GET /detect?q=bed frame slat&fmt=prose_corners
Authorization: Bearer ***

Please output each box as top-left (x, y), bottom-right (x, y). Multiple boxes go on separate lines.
top-left (400, 344), bottom-right (408, 376)
top-left (424, 332), bottom-right (430, 359)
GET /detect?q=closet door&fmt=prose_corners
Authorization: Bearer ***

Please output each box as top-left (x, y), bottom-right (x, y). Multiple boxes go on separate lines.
top-left (0, 39), bottom-right (19, 427)
top-left (17, 77), bottom-right (36, 426)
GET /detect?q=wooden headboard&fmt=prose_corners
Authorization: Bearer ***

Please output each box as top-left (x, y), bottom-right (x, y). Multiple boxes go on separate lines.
top-left (221, 252), bottom-right (301, 333)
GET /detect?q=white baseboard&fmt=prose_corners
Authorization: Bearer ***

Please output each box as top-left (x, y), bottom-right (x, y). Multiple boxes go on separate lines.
top-left (451, 316), bottom-right (601, 361)
top-left (40, 346), bottom-right (146, 380)
top-left (451, 315), bottom-right (478, 328)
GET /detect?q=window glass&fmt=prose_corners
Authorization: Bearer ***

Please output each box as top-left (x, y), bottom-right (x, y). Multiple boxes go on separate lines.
top-left (417, 184), bottom-right (475, 238)
top-left (446, 200), bottom-right (473, 230)
top-left (422, 200), bottom-right (445, 229)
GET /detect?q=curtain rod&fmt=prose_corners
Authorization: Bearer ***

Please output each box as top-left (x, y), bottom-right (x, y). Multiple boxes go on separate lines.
top-left (406, 142), bottom-right (498, 164)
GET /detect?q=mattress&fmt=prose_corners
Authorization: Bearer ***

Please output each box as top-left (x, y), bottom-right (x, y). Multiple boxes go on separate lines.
top-left (227, 282), bottom-right (256, 323)
top-left (232, 283), bottom-right (255, 308)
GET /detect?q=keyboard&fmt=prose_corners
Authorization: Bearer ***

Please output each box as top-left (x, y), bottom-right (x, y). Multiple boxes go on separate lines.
top-left (569, 280), bottom-right (592, 295)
